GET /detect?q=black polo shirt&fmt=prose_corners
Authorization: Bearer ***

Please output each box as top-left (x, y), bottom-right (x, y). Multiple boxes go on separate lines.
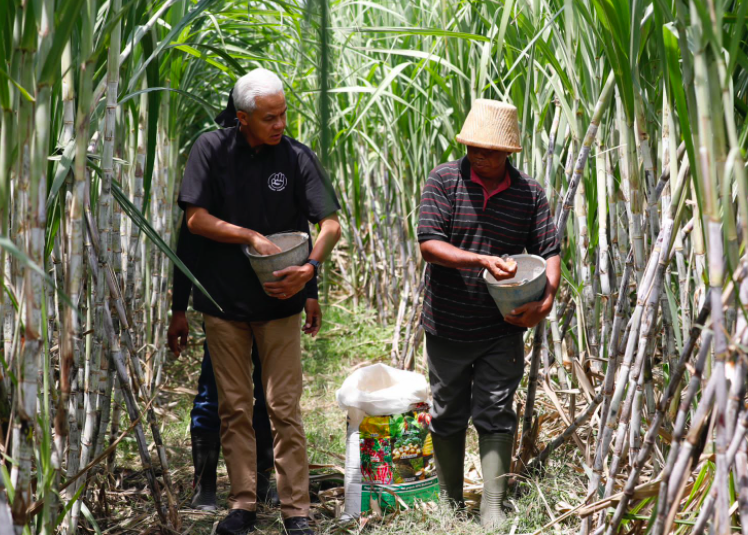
top-left (178, 126), bottom-right (339, 322)
top-left (417, 157), bottom-right (560, 342)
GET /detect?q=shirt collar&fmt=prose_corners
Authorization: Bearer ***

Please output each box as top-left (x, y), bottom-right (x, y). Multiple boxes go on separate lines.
top-left (233, 126), bottom-right (274, 158)
top-left (464, 158), bottom-right (513, 210)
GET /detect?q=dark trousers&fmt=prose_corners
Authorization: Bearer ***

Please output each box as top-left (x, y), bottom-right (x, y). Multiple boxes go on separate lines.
top-left (426, 332), bottom-right (525, 437)
top-left (190, 340), bottom-right (275, 473)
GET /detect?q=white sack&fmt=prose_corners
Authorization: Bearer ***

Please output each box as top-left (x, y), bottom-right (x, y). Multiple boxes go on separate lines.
top-left (336, 363), bottom-right (429, 520)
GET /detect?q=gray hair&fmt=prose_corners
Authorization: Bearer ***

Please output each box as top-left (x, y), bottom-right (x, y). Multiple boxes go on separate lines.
top-left (233, 68), bottom-right (284, 114)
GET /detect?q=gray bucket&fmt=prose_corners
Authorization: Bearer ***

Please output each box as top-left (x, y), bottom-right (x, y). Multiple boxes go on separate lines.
top-left (243, 231), bottom-right (309, 296)
top-left (483, 254), bottom-right (547, 317)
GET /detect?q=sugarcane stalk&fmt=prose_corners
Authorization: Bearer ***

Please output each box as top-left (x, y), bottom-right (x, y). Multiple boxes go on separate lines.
top-left (85, 203), bottom-right (178, 523)
top-left (634, 93), bottom-right (659, 242)
top-left (520, 320), bottom-right (543, 462)
top-left (555, 72), bottom-right (616, 244)
top-left (691, 10), bottom-right (731, 531)
top-left (545, 100), bottom-right (561, 210)
top-left (688, 408), bottom-right (748, 535)
top-left (90, 0), bottom-right (121, 463)
top-left (603, 299), bottom-right (712, 534)
top-left (60, 0), bottom-right (97, 530)
top-left (84, 218), bottom-right (170, 528)
top-left (531, 391), bottom-right (603, 469)
top-left (9, 1), bottom-right (39, 529)
top-left (736, 441), bottom-right (748, 535)
top-left (574, 177), bottom-right (596, 361)
top-left (596, 147), bottom-right (611, 328)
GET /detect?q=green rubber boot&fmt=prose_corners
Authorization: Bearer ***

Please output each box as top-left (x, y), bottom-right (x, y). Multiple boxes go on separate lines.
top-left (432, 431), bottom-right (466, 508)
top-left (479, 433), bottom-right (513, 529)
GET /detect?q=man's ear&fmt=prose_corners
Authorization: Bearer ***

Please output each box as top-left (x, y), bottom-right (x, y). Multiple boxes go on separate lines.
top-left (236, 110), bottom-right (249, 126)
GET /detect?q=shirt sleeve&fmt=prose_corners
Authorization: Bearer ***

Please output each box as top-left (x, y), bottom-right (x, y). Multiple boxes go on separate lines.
top-left (178, 135), bottom-right (213, 212)
top-left (296, 148), bottom-right (341, 224)
top-left (417, 171), bottom-right (452, 243)
top-left (172, 217), bottom-right (204, 312)
top-left (526, 184), bottom-right (561, 259)
top-left (305, 274), bottom-right (319, 300)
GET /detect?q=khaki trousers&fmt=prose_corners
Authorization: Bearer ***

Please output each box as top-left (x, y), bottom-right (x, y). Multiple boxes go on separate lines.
top-left (204, 313), bottom-right (309, 518)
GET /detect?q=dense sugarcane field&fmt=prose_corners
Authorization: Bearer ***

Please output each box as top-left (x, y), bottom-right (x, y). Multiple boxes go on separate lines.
top-left (2, 0), bottom-right (748, 533)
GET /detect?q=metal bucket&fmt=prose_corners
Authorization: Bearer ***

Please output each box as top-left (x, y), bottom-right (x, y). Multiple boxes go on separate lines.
top-left (243, 231), bottom-right (309, 296)
top-left (483, 254), bottom-right (547, 317)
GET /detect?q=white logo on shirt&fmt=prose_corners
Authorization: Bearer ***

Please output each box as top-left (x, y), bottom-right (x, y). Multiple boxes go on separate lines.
top-left (268, 172), bottom-right (287, 192)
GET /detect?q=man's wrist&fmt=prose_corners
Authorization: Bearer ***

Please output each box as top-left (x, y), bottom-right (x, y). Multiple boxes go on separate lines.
top-left (172, 309), bottom-right (187, 316)
top-left (300, 263), bottom-right (315, 282)
top-left (475, 254), bottom-right (490, 270)
top-left (244, 229), bottom-right (257, 246)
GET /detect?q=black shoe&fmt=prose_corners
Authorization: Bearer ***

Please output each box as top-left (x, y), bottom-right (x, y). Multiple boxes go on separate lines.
top-left (216, 509), bottom-right (256, 535)
top-left (283, 517), bottom-right (314, 535)
top-left (190, 430), bottom-right (221, 511)
top-left (257, 471), bottom-right (280, 506)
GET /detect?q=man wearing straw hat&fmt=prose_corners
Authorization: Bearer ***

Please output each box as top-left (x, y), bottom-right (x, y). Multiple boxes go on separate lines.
top-left (417, 100), bottom-right (561, 528)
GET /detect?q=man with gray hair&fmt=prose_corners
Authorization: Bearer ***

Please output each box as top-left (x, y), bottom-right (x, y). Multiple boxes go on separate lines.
top-left (178, 67), bottom-right (342, 535)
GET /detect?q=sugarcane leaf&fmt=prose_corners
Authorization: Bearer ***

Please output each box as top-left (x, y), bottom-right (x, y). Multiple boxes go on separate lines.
top-left (38, 0), bottom-right (86, 86)
top-left (111, 182), bottom-right (223, 312)
top-left (171, 44), bottom-right (234, 75)
top-left (0, 0), bottom-right (10, 110)
top-left (54, 482), bottom-right (85, 529)
top-left (359, 49), bottom-right (468, 81)
top-left (344, 26), bottom-right (490, 42)
top-left (176, 43), bottom-right (248, 76)
top-left (662, 25), bottom-right (697, 183)
top-left (127, 0), bottom-right (218, 92)
top-left (726, 0), bottom-right (748, 78)
top-left (80, 503), bottom-right (103, 535)
top-left (591, 0), bottom-right (634, 121)
top-left (141, 30), bottom-right (161, 217)
top-left (45, 138), bottom-right (76, 211)
top-left (663, 280), bottom-right (683, 354)
top-left (0, 65), bottom-right (34, 102)
top-left (347, 61), bottom-right (411, 135)
top-left (118, 86), bottom-right (219, 116)
top-left (559, 259), bottom-right (581, 296)
top-left (0, 464), bottom-right (13, 502)
top-left (0, 236), bottom-right (77, 314)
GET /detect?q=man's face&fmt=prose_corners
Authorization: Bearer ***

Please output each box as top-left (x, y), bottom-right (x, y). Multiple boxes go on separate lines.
top-left (466, 145), bottom-right (508, 180)
top-left (237, 92), bottom-right (287, 146)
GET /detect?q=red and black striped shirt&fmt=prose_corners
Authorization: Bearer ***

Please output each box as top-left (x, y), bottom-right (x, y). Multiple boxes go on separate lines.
top-left (417, 157), bottom-right (560, 342)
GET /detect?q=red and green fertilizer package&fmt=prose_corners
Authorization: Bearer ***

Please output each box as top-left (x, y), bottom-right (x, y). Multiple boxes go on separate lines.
top-left (336, 364), bottom-right (438, 520)
top-left (357, 403), bottom-right (438, 512)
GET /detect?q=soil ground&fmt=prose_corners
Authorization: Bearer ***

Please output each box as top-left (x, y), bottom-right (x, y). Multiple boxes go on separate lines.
top-left (104, 305), bottom-right (586, 535)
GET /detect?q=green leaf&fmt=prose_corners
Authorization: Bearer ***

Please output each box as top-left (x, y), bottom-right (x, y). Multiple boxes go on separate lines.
top-left (111, 182), bottom-right (223, 312)
top-left (127, 0), bottom-right (219, 92)
top-left (0, 65), bottom-right (34, 102)
top-left (171, 44), bottom-right (233, 75)
top-left (118, 86), bottom-right (219, 116)
top-left (663, 24), bottom-right (697, 185)
top-left (341, 26), bottom-right (490, 42)
top-left (45, 138), bottom-right (76, 211)
top-left (0, 236), bottom-right (77, 314)
top-left (54, 482), bottom-right (85, 529)
top-left (38, 0), bottom-right (86, 86)
top-left (0, 463), bottom-right (13, 503)
top-left (141, 30), bottom-right (161, 217)
top-left (358, 48), bottom-right (468, 81)
top-left (347, 61), bottom-right (411, 135)
top-left (80, 503), bottom-right (103, 535)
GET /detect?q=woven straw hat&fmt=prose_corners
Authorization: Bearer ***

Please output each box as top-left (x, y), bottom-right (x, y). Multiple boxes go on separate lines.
top-left (456, 99), bottom-right (522, 152)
